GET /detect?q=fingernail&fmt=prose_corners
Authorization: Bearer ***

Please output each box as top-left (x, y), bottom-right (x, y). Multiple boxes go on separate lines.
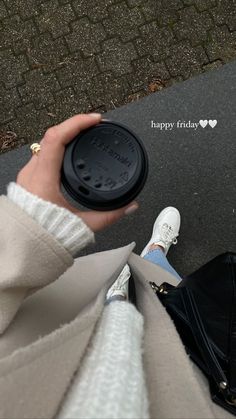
top-left (89, 113), bottom-right (102, 118)
top-left (125, 204), bottom-right (139, 216)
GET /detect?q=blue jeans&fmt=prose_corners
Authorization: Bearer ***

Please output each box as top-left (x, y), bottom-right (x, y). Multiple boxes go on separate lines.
top-left (143, 248), bottom-right (182, 282)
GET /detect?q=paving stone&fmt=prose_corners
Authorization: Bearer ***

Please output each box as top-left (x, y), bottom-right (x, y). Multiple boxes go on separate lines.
top-left (182, 0), bottom-right (217, 9)
top-left (165, 41), bottom-right (208, 78)
top-left (0, 84), bottom-right (21, 123)
top-left (3, 0), bottom-right (41, 18)
top-left (0, 15), bottom-right (37, 53)
top-left (141, 0), bottom-right (183, 24)
top-left (173, 6), bottom-right (213, 46)
top-left (97, 38), bottom-right (138, 76)
top-left (164, 76), bottom-right (184, 88)
top-left (47, 87), bottom-right (91, 122)
top-left (18, 69), bottom-right (61, 109)
top-left (126, 0), bottom-right (144, 6)
top-left (211, 0), bottom-right (236, 31)
top-left (202, 59), bottom-right (223, 71)
top-left (36, 0), bottom-right (76, 39)
top-left (182, 0), bottom-right (194, 4)
top-left (127, 56), bottom-right (170, 91)
top-left (0, 107), bottom-right (14, 125)
top-left (87, 72), bottom-right (130, 109)
top-left (56, 53), bottom-right (99, 92)
top-left (72, 0), bottom-right (115, 22)
top-left (134, 22), bottom-right (174, 61)
top-left (0, 1), bottom-right (8, 19)
top-left (27, 33), bottom-right (69, 73)
top-left (194, 0), bottom-right (217, 11)
top-left (12, 103), bottom-right (53, 143)
top-left (0, 49), bottom-right (29, 88)
top-left (66, 17), bottom-right (106, 56)
top-left (205, 26), bottom-right (236, 62)
top-left (103, 2), bottom-right (145, 42)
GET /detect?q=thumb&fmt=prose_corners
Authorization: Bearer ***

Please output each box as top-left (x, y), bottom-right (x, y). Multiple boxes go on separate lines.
top-left (77, 201), bottom-right (139, 232)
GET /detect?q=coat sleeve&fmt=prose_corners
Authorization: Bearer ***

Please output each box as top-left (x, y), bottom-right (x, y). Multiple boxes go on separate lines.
top-left (6, 182), bottom-right (95, 258)
top-left (0, 195), bottom-right (75, 334)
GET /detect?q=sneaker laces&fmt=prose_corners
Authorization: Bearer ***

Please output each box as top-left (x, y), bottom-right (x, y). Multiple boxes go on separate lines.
top-left (160, 223), bottom-right (178, 245)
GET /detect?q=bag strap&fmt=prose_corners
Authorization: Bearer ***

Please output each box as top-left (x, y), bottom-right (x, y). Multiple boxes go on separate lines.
top-left (182, 287), bottom-right (231, 400)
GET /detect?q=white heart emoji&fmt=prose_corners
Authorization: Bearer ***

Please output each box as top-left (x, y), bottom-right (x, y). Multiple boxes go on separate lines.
top-left (199, 120), bottom-right (208, 128)
top-left (209, 119), bottom-right (217, 128)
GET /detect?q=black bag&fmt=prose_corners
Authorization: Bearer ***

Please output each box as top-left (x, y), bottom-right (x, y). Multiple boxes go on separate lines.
top-left (149, 252), bottom-right (236, 415)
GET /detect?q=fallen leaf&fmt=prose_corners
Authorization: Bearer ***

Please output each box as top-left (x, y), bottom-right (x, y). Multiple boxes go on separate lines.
top-left (148, 79), bottom-right (165, 92)
top-left (6, 131), bottom-right (17, 138)
top-left (0, 131), bottom-right (18, 152)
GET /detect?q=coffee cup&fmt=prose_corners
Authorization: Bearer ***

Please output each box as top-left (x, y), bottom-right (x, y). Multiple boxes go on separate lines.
top-left (61, 121), bottom-right (148, 211)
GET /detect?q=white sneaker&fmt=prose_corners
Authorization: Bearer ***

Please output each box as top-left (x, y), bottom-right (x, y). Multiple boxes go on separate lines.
top-left (106, 263), bottom-right (131, 301)
top-left (140, 207), bottom-right (181, 257)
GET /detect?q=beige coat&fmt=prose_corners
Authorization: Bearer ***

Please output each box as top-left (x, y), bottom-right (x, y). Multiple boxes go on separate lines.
top-left (0, 195), bottom-right (233, 419)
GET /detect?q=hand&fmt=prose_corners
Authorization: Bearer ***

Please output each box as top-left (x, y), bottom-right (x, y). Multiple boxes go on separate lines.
top-left (16, 113), bottom-right (139, 232)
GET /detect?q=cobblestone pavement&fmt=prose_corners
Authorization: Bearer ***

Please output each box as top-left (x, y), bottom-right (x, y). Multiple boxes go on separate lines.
top-left (0, 0), bottom-right (236, 154)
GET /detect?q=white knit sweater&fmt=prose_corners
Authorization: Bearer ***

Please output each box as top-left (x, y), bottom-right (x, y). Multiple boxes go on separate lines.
top-left (58, 301), bottom-right (149, 419)
top-left (7, 182), bottom-right (95, 258)
top-left (6, 181), bottom-right (149, 419)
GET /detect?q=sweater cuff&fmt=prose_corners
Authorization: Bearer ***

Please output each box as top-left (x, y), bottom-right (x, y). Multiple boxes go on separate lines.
top-left (6, 182), bottom-right (95, 258)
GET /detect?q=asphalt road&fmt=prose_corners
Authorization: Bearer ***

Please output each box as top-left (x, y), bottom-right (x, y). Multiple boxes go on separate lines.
top-left (1, 61), bottom-right (236, 276)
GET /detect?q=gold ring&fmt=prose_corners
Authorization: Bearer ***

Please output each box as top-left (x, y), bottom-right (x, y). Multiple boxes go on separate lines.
top-left (30, 143), bottom-right (41, 155)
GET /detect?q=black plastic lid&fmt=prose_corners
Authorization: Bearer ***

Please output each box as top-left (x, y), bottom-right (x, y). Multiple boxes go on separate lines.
top-left (61, 121), bottom-right (149, 211)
